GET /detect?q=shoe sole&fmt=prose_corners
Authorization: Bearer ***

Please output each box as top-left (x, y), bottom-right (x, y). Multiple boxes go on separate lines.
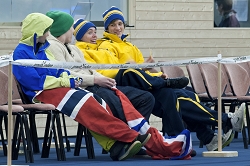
top-left (118, 141), bottom-right (142, 161)
top-left (213, 130), bottom-right (234, 151)
top-left (167, 77), bottom-right (189, 89)
top-left (234, 103), bottom-right (246, 133)
top-left (240, 103), bottom-right (246, 132)
top-left (222, 131), bottom-right (235, 148)
top-left (141, 133), bottom-right (151, 146)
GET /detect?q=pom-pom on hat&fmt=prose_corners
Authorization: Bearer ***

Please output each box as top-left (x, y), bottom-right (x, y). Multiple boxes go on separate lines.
top-left (46, 10), bottom-right (74, 37)
top-left (73, 19), bottom-right (96, 41)
top-left (102, 6), bottom-right (125, 30)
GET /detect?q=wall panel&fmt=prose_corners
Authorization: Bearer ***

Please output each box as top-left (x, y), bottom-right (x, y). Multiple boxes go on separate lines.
top-left (136, 11), bottom-right (212, 21)
top-left (130, 29), bottom-right (250, 38)
top-left (137, 0), bottom-right (211, 2)
top-left (132, 38), bottom-right (250, 48)
top-left (136, 2), bottom-right (213, 11)
top-left (139, 48), bottom-right (250, 59)
top-left (135, 20), bottom-right (212, 29)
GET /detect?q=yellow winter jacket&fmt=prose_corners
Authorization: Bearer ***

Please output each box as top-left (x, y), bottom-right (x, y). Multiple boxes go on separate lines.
top-left (75, 41), bottom-right (120, 78)
top-left (97, 32), bottom-right (162, 77)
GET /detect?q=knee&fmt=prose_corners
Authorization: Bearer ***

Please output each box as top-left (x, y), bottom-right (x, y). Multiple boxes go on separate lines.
top-left (144, 92), bottom-right (155, 105)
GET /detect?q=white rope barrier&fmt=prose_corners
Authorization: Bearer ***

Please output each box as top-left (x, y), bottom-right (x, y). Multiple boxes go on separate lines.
top-left (0, 54), bottom-right (12, 60)
top-left (1, 57), bottom-right (219, 69)
top-left (220, 55), bottom-right (250, 63)
top-left (1, 55), bottom-right (250, 70)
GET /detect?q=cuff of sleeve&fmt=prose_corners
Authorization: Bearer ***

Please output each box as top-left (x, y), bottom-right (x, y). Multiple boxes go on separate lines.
top-left (70, 78), bottom-right (75, 88)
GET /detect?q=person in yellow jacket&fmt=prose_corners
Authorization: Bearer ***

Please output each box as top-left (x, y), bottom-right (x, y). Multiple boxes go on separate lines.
top-left (73, 19), bottom-right (190, 147)
top-left (73, 7), bottom-right (245, 152)
top-left (74, 23), bottom-right (120, 79)
top-left (45, 11), bottom-right (196, 161)
top-left (45, 11), bottom-right (154, 159)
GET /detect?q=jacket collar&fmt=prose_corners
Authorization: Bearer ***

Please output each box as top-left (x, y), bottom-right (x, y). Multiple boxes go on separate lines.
top-left (103, 31), bottom-right (129, 42)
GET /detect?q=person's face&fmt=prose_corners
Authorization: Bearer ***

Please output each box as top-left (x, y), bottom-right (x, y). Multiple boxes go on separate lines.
top-left (37, 31), bottom-right (49, 43)
top-left (216, 3), bottom-right (223, 15)
top-left (81, 27), bottom-right (97, 44)
top-left (107, 20), bottom-right (124, 38)
top-left (64, 26), bottom-right (74, 43)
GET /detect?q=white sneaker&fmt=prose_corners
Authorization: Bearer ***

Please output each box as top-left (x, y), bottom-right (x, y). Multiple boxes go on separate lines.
top-left (206, 129), bottom-right (234, 151)
top-left (229, 103), bottom-right (245, 133)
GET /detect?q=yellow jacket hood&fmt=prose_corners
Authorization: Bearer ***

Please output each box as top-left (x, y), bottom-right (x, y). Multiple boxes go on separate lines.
top-left (20, 13), bottom-right (53, 45)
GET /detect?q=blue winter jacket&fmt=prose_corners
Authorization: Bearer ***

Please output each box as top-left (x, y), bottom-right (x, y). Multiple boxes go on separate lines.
top-left (12, 13), bottom-right (75, 102)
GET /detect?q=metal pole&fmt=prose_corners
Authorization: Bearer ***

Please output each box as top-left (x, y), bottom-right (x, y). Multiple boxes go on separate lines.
top-left (217, 53), bottom-right (222, 151)
top-left (7, 63), bottom-right (13, 166)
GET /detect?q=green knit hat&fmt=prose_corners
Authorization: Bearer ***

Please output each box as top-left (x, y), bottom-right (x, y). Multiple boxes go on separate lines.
top-left (46, 10), bottom-right (74, 37)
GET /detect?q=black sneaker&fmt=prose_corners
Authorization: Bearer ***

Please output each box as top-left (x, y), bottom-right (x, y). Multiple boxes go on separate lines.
top-left (117, 141), bottom-right (142, 161)
top-left (190, 149), bottom-right (196, 157)
top-left (135, 133), bottom-right (151, 146)
top-left (135, 148), bottom-right (147, 156)
top-left (165, 77), bottom-right (189, 89)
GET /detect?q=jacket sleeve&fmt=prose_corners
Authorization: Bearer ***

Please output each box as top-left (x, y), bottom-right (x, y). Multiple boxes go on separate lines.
top-left (130, 43), bottom-right (162, 77)
top-left (83, 48), bottom-right (119, 78)
top-left (133, 44), bottom-right (145, 64)
top-left (98, 40), bottom-right (162, 78)
top-left (48, 43), bottom-right (99, 86)
top-left (13, 49), bottom-right (75, 91)
top-left (70, 48), bottom-right (97, 86)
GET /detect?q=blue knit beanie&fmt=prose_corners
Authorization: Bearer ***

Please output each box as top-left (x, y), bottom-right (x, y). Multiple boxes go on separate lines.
top-left (73, 19), bottom-right (96, 41)
top-left (102, 6), bottom-right (125, 30)
top-left (46, 11), bottom-right (74, 37)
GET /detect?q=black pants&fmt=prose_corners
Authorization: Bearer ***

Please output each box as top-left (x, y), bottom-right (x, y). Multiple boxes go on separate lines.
top-left (150, 88), bottom-right (186, 136)
top-left (115, 68), bottom-right (231, 144)
top-left (174, 89), bottom-right (231, 144)
top-left (86, 85), bottom-right (154, 122)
